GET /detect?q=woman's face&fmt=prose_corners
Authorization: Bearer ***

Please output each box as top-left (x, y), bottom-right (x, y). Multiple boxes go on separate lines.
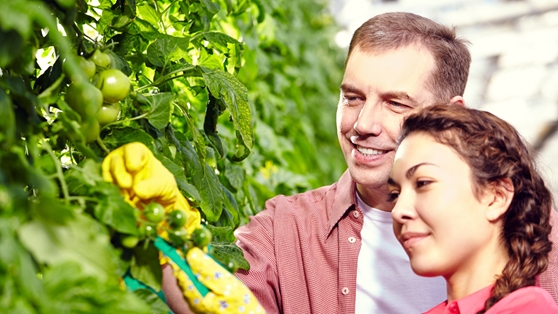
top-left (389, 132), bottom-right (494, 279)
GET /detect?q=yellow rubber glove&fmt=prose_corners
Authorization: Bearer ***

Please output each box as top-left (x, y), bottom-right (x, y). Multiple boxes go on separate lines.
top-left (104, 142), bottom-right (264, 313)
top-left (102, 142), bottom-right (200, 234)
top-left (161, 247), bottom-right (265, 314)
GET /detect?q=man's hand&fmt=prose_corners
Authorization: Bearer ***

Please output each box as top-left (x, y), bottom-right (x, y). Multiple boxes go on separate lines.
top-left (101, 142), bottom-right (200, 233)
top-left (162, 247), bottom-right (265, 314)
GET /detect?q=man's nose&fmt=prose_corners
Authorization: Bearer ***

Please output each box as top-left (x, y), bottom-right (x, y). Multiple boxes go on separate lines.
top-left (353, 102), bottom-right (382, 136)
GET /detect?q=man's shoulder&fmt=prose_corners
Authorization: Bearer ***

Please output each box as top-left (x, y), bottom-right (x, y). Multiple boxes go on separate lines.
top-left (267, 182), bottom-right (339, 206)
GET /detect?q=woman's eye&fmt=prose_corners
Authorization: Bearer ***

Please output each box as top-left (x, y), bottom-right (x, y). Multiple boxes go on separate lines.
top-left (415, 180), bottom-right (432, 189)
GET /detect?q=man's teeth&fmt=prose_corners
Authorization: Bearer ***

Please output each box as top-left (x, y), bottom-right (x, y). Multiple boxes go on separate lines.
top-left (356, 145), bottom-right (385, 156)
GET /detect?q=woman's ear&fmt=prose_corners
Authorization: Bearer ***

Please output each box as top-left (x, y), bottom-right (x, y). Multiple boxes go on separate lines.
top-left (485, 178), bottom-right (514, 222)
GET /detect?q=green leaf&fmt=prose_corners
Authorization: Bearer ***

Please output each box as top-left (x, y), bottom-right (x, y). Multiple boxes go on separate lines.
top-left (146, 34), bottom-right (190, 68)
top-left (199, 66), bottom-right (253, 151)
top-left (203, 31), bottom-right (241, 54)
top-left (199, 163), bottom-right (224, 222)
top-left (147, 93), bottom-right (173, 129)
top-left (18, 214), bottom-right (117, 279)
top-left (0, 28), bottom-right (24, 69)
top-left (103, 126), bottom-right (155, 151)
top-left (130, 241), bottom-right (162, 291)
top-left (224, 161), bottom-right (245, 190)
top-left (136, 93), bottom-right (173, 130)
top-left (158, 155), bottom-right (201, 200)
top-left (0, 1), bottom-right (33, 39)
top-left (136, 2), bottom-right (161, 30)
top-left (42, 261), bottom-right (151, 314)
top-left (93, 183), bottom-right (139, 235)
top-left (210, 242), bottom-right (249, 271)
top-left (133, 289), bottom-right (171, 314)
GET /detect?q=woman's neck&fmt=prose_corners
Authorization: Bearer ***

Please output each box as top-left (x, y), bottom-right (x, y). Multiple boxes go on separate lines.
top-left (445, 241), bottom-right (508, 302)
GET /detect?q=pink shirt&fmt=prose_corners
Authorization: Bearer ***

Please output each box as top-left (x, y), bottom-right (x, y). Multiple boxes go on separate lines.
top-left (235, 170), bottom-right (558, 314)
top-left (425, 285), bottom-right (558, 314)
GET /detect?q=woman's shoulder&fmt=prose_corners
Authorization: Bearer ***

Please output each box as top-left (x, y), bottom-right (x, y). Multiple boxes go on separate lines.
top-left (488, 286), bottom-right (558, 313)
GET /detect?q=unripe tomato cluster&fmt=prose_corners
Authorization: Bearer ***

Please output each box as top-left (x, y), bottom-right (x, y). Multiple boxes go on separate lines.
top-left (120, 202), bottom-right (213, 251)
top-left (64, 50), bottom-right (130, 143)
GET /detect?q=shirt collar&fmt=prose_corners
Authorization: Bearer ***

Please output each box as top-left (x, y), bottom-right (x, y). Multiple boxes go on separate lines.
top-left (424, 285), bottom-right (493, 314)
top-left (327, 169), bottom-right (357, 236)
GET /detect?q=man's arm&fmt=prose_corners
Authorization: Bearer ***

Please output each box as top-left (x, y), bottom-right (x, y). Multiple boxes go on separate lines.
top-left (235, 198), bottom-right (282, 314)
top-left (162, 263), bottom-right (194, 314)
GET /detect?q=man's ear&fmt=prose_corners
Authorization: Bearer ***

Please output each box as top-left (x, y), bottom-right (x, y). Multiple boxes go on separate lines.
top-left (448, 96), bottom-right (466, 107)
top-left (485, 178), bottom-right (514, 222)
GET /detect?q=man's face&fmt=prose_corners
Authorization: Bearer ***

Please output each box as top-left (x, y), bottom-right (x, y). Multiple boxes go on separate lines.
top-left (337, 45), bottom-right (438, 210)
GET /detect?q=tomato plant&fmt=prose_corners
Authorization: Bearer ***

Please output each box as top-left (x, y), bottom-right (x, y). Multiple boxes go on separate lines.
top-left (0, 0), bottom-right (344, 312)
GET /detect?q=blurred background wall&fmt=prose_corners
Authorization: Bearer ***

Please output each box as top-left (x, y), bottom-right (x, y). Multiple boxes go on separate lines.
top-left (330, 0), bottom-right (558, 202)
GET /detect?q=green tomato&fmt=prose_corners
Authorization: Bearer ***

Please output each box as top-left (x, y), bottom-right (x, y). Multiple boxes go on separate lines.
top-left (81, 118), bottom-right (100, 143)
top-left (191, 227), bottom-right (212, 248)
top-left (168, 229), bottom-right (188, 247)
top-left (63, 56), bottom-right (96, 81)
top-left (90, 49), bottom-right (111, 69)
top-left (222, 257), bottom-right (239, 273)
top-left (167, 209), bottom-right (187, 230)
top-left (143, 202), bottom-right (165, 223)
top-left (96, 102), bottom-right (120, 126)
top-left (139, 223), bottom-right (158, 239)
top-left (121, 235), bottom-right (140, 248)
top-left (65, 81), bottom-right (103, 118)
top-left (95, 69), bottom-right (130, 103)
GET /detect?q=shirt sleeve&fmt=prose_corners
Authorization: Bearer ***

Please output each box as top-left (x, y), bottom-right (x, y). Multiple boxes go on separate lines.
top-left (488, 286), bottom-right (558, 313)
top-left (234, 197), bottom-right (282, 314)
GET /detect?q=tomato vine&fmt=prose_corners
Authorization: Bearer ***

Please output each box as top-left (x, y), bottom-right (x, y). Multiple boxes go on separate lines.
top-left (0, 0), bottom-right (344, 312)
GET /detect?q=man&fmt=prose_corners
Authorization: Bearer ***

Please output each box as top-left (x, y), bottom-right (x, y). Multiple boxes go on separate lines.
top-left (233, 12), bottom-right (558, 314)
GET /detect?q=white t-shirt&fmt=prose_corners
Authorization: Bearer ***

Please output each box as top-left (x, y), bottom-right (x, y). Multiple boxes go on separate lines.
top-left (355, 193), bottom-right (447, 314)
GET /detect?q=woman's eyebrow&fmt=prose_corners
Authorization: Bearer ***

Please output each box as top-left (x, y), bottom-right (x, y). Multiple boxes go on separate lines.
top-left (406, 162), bottom-right (437, 178)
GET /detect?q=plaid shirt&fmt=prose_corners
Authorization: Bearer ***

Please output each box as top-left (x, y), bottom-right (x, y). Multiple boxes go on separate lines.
top-left (235, 170), bottom-right (558, 314)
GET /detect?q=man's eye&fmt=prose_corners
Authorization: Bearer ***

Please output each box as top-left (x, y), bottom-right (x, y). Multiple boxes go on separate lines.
top-left (387, 191), bottom-right (399, 202)
top-left (388, 100), bottom-right (407, 108)
top-left (343, 95), bottom-right (364, 105)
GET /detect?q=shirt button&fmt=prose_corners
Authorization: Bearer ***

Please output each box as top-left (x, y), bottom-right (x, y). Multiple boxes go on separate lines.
top-left (341, 287), bottom-right (349, 295)
top-left (348, 237), bottom-right (356, 243)
top-left (448, 302), bottom-right (458, 313)
top-left (352, 211), bottom-right (360, 218)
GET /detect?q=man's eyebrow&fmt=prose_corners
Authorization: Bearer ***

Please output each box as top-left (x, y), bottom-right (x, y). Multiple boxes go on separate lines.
top-left (406, 162), bottom-right (436, 179)
top-left (340, 83), bottom-right (362, 94)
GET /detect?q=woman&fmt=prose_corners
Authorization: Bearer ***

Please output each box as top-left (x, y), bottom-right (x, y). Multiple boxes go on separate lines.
top-left (388, 104), bottom-right (558, 313)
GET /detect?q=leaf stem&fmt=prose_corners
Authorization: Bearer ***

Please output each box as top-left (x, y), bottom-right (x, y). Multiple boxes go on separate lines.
top-left (42, 141), bottom-right (71, 205)
top-left (96, 137), bottom-right (111, 155)
top-left (134, 66), bottom-right (197, 93)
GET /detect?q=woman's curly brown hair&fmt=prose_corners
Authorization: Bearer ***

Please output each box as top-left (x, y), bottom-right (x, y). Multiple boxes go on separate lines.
top-left (399, 104), bottom-right (553, 314)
